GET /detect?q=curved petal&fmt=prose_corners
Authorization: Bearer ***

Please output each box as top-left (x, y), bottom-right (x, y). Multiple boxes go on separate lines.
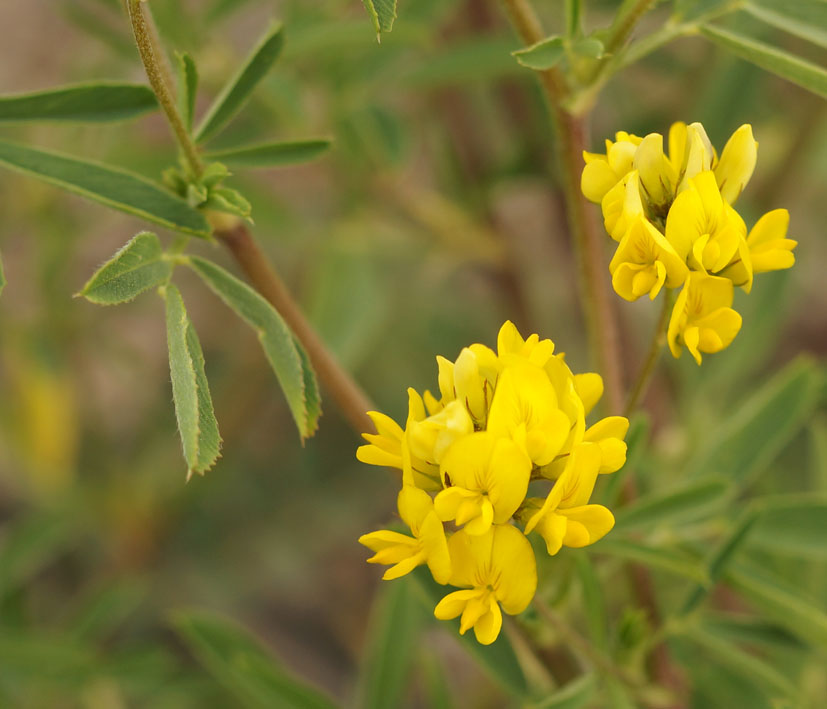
top-left (434, 589), bottom-right (481, 620)
top-left (490, 525), bottom-right (537, 615)
top-left (474, 598), bottom-right (504, 645)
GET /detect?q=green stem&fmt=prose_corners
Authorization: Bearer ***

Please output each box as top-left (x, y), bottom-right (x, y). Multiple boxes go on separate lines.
top-left (605, 0), bottom-right (659, 56)
top-left (126, 0), bottom-right (203, 178)
top-left (624, 288), bottom-right (674, 417)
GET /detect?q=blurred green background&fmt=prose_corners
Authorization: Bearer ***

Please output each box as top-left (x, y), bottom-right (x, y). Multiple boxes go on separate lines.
top-left (0, 0), bottom-right (825, 706)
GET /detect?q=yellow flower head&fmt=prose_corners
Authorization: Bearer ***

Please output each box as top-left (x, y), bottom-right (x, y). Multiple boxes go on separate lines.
top-left (668, 272), bottom-right (742, 365)
top-left (434, 524), bottom-right (537, 645)
top-left (581, 131), bottom-right (642, 203)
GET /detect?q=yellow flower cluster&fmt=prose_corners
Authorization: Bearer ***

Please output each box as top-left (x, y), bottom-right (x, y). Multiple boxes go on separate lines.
top-left (357, 322), bottom-right (628, 644)
top-left (582, 122), bottom-right (797, 364)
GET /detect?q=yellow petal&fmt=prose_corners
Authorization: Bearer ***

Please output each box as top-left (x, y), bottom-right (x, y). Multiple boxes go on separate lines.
top-left (715, 124), bottom-right (757, 204)
top-left (434, 589), bottom-right (481, 620)
top-left (420, 511), bottom-right (452, 584)
top-left (473, 598), bottom-right (503, 645)
top-left (397, 485), bottom-right (435, 533)
top-left (634, 133), bottom-right (673, 206)
top-left (490, 525), bottom-right (537, 615)
top-left (560, 505), bottom-right (615, 547)
top-left (581, 157), bottom-right (620, 203)
top-left (747, 208), bottom-right (789, 248)
top-left (436, 355), bottom-right (455, 402)
top-left (356, 444), bottom-right (402, 469)
top-left (573, 372), bottom-right (603, 416)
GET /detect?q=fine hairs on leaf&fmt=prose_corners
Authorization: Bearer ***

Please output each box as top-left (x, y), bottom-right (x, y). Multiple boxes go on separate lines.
top-left (79, 232), bottom-right (172, 305)
top-left (163, 284), bottom-right (222, 477)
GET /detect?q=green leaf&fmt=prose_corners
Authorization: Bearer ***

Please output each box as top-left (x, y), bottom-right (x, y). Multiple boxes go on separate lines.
top-left (565, 0), bottom-right (582, 38)
top-left (294, 339), bottom-right (322, 436)
top-left (592, 539), bottom-right (709, 583)
top-left (726, 563), bottom-right (827, 648)
top-left (164, 284), bottom-right (222, 476)
top-left (204, 139), bottom-right (331, 169)
top-left (748, 495), bottom-right (827, 559)
top-left (681, 510), bottom-right (758, 614)
top-left (410, 567), bottom-right (529, 698)
top-left (195, 23), bottom-right (285, 143)
top-left (513, 36), bottom-right (566, 70)
top-left (701, 24), bottom-right (827, 98)
top-left (172, 610), bottom-right (336, 709)
top-left (176, 52), bottom-right (199, 132)
top-left (687, 358), bottom-right (821, 484)
top-left (78, 232), bottom-right (172, 305)
top-left (357, 579), bottom-right (425, 709)
top-left (744, 0), bottom-right (827, 50)
top-left (0, 82), bottom-right (157, 123)
top-left (613, 478), bottom-right (732, 531)
top-left (362, 0), bottom-right (397, 36)
top-left (530, 673), bottom-right (596, 709)
top-left (574, 556), bottom-right (608, 651)
top-left (571, 37), bottom-right (604, 58)
top-left (186, 256), bottom-right (316, 439)
top-left (700, 613), bottom-right (806, 652)
top-left (683, 626), bottom-right (799, 699)
top-left (0, 140), bottom-right (211, 237)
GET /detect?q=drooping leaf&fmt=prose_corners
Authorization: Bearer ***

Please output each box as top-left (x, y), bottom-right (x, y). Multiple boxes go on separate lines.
top-left (513, 36), bottom-right (566, 70)
top-left (701, 24), bottom-right (827, 98)
top-left (683, 626), bottom-right (799, 700)
top-left (204, 139), bottom-right (331, 169)
top-left (195, 23), bottom-right (285, 143)
top-left (749, 495), bottom-right (827, 559)
top-left (0, 140), bottom-right (211, 236)
top-left (186, 256), bottom-right (316, 439)
top-left (530, 673), bottom-right (596, 709)
top-left (592, 539), bottom-right (709, 583)
top-left (687, 358), bottom-right (821, 484)
top-left (613, 478), bottom-right (732, 531)
top-left (78, 232), bottom-right (172, 305)
top-left (744, 0), bottom-right (827, 50)
top-left (164, 284), bottom-right (222, 476)
top-left (176, 52), bottom-right (199, 132)
top-left (0, 82), bottom-right (157, 123)
top-left (357, 579), bottom-right (425, 709)
top-left (172, 610), bottom-right (336, 709)
top-left (411, 567), bottom-right (529, 698)
top-left (362, 0), bottom-right (397, 36)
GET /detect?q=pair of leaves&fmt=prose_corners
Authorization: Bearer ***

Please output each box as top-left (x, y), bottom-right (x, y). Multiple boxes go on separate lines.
top-left (512, 35), bottom-right (604, 71)
top-left (78, 233), bottom-right (321, 475)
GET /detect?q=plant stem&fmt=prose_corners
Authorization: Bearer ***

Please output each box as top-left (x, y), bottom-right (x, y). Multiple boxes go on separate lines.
top-left (214, 221), bottom-right (375, 435)
top-left (605, 0), bottom-right (659, 56)
top-left (499, 0), bottom-right (624, 414)
top-left (624, 288), bottom-right (674, 417)
top-left (126, 0), bottom-right (203, 178)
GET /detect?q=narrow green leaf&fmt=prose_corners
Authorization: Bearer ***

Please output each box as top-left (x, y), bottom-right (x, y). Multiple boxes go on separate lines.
top-left (613, 478), bottom-right (732, 531)
top-left (530, 673), bottom-right (596, 709)
top-left (176, 52), bottom-right (199, 132)
top-left (726, 562), bottom-right (827, 648)
top-left (79, 232), bottom-right (172, 305)
top-left (358, 579), bottom-right (425, 709)
top-left (574, 557), bottom-right (608, 651)
top-left (204, 139), bottom-right (331, 169)
top-left (164, 284), bottom-right (222, 476)
top-left (172, 610), bottom-right (336, 709)
top-left (682, 510), bottom-right (758, 614)
top-left (0, 140), bottom-right (211, 237)
top-left (362, 0), bottom-right (397, 36)
top-left (592, 539), bottom-right (709, 583)
top-left (749, 495), bottom-right (827, 559)
top-left (687, 358), bottom-right (821, 484)
top-left (513, 36), bottom-right (566, 70)
top-left (744, 0), bottom-right (827, 50)
top-left (565, 0), bottom-right (582, 38)
top-left (187, 257), bottom-right (315, 439)
top-left (700, 613), bottom-right (806, 652)
top-left (683, 626), bottom-right (798, 699)
top-left (701, 24), bottom-right (827, 98)
top-left (195, 23), bottom-right (285, 143)
top-left (0, 82), bottom-right (157, 123)
top-left (294, 339), bottom-right (322, 436)
top-left (411, 567), bottom-right (529, 698)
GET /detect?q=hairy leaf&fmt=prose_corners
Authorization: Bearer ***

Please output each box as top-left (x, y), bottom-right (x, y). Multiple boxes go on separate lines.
top-left (164, 285), bottom-right (222, 476)
top-left (173, 610), bottom-right (336, 708)
top-left (0, 82), bottom-right (157, 123)
top-left (195, 23), bottom-right (285, 143)
top-left (176, 52), bottom-right (199, 132)
top-left (79, 232), bottom-right (172, 305)
top-left (205, 139), bottom-right (331, 169)
top-left (187, 257), bottom-right (317, 439)
top-left (0, 140), bottom-right (211, 236)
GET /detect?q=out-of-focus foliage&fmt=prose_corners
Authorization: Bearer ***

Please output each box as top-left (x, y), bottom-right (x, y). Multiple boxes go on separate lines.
top-left (0, 0), bottom-right (825, 706)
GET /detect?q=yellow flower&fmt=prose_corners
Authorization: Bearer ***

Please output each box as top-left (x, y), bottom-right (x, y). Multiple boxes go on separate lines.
top-left (667, 272), bottom-right (742, 365)
top-left (720, 209), bottom-right (796, 292)
top-left (497, 320), bottom-right (556, 368)
top-left (434, 524), bottom-right (537, 645)
top-left (581, 131), bottom-right (642, 203)
top-left (665, 171), bottom-right (745, 273)
top-left (453, 345), bottom-right (500, 424)
top-left (584, 416), bottom-right (629, 474)
top-left (356, 410), bottom-right (404, 469)
top-left (667, 121), bottom-right (715, 194)
top-left (435, 432), bottom-right (531, 535)
top-left (601, 170), bottom-right (646, 242)
top-left (714, 124), bottom-right (758, 205)
top-left (609, 217), bottom-right (689, 301)
top-left (407, 399), bottom-right (474, 467)
top-left (521, 443), bottom-right (614, 555)
top-left (359, 485), bottom-right (451, 583)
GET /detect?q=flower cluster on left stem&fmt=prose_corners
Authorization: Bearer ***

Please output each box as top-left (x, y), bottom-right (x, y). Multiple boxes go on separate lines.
top-left (357, 322), bottom-right (628, 644)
